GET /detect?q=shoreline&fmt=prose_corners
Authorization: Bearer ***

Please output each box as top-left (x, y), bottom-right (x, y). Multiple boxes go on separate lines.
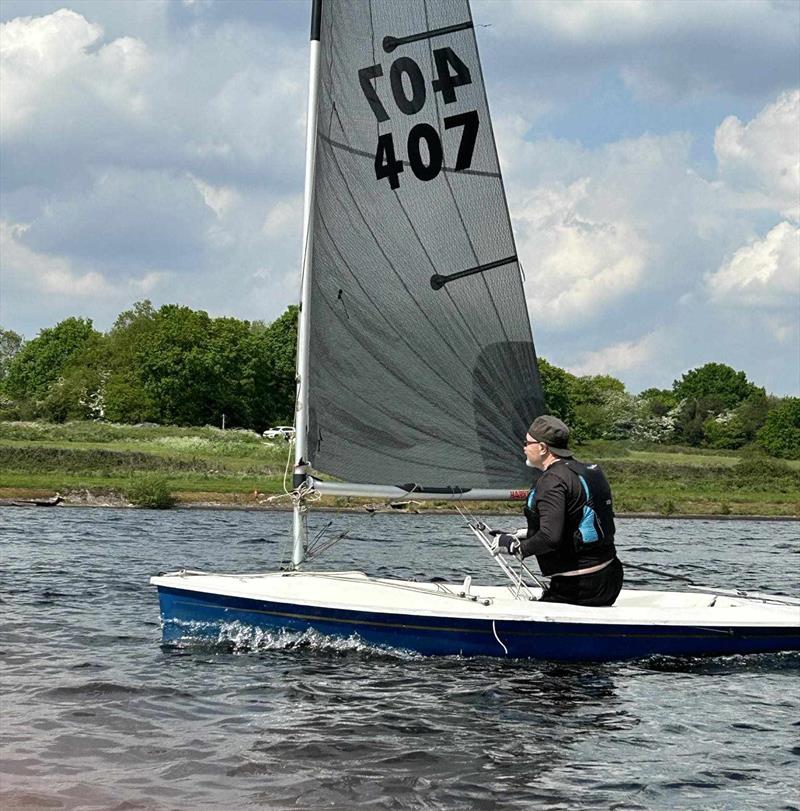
top-left (1, 495), bottom-right (798, 521)
top-left (3, 424), bottom-right (798, 520)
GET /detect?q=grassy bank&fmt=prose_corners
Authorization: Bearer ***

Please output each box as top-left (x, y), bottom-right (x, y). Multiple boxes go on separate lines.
top-left (0, 421), bottom-right (290, 505)
top-left (1, 421), bottom-right (798, 517)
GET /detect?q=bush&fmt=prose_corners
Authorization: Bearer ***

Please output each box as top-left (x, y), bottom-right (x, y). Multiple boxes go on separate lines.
top-left (703, 393), bottom-right (772, 450)
top-left (724, 458), bottom-right (800, 492)
top-left (125, 475), bottom-right (175, 509)
top-left (757, 398), bottom-right (800, 459)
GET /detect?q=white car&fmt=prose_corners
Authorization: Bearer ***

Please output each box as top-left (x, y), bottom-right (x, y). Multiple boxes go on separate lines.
top-left (263, 426), bottom-right (295, 441)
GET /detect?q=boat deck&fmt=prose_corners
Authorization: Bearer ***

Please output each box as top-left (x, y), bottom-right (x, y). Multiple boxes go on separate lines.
top-left (150, 569), bottom-right (800, 628)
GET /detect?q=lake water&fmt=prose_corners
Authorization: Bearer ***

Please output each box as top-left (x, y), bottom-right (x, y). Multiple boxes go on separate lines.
top-left (1, 506), bottom-right (798, 810)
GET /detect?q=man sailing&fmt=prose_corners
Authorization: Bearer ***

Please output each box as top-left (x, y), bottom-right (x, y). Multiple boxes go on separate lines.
top-left (492, 415), bottom-right (624, 606)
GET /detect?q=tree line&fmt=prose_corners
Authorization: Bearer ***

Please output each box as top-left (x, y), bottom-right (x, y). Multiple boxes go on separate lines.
top-left (1, 303), bottom-right (798, 458)
top-left (0, 302), bottom-right (297, 432)
top-left (536, 359), bottom-right (798, 459)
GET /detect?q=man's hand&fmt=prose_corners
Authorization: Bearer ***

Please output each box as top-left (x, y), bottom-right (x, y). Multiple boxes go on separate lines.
top-left (495, 534), bottom-right (521, 555)
top-left (487, 527), bottom-right (527, 539)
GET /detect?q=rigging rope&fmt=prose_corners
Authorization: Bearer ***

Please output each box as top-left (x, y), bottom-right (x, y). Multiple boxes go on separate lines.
top-left (624, 561), bottom-right (696, 584)
top-left (491, 620), bottom-right (508, 655)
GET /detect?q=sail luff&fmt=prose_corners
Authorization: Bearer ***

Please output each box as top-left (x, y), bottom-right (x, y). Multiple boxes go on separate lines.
top-left (292, 0), bottom-right (324, 568)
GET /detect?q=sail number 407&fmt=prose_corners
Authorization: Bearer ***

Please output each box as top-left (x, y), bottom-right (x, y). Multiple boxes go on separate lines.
top-left (358, 47), bottom-right (480, 190)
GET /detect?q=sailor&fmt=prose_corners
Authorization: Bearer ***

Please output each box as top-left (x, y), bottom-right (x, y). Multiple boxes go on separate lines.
top-left (492, 415), bottom-right (624, 606)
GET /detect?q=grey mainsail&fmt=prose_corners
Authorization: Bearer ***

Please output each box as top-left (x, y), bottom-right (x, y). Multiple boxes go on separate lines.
top-left (305, 0), bottom-right (543, 490)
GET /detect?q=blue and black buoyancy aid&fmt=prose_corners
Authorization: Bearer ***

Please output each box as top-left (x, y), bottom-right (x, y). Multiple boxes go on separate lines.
top-left (523, 460), bottom-right (616, 563)
top-left (563, 459), bottom-right (616, 551)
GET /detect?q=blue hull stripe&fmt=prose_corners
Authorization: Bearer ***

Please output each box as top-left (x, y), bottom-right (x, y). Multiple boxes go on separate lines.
top-left (156, 585), bottom-right (800, 661)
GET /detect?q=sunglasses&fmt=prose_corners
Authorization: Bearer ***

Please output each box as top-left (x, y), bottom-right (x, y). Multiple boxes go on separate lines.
top-left (524, 438), bottom-right (543, 447)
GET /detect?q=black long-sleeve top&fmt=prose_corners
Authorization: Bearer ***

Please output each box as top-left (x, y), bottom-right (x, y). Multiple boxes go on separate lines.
top-left (519, 459), bottom-right (616, 576)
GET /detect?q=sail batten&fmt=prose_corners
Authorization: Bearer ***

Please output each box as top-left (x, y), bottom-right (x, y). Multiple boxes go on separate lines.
top-left (306, 0), bottom-right (544, 490)
top-left (383, 21), bottom-right (474, 53)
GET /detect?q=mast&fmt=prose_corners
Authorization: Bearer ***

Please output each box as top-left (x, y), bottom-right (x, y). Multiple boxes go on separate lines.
top-left (291, 0), bottom-right (322, 569)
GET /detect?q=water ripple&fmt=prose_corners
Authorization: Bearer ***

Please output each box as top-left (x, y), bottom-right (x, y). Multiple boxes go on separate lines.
top-left (1, 506), bottom-right (798, 810)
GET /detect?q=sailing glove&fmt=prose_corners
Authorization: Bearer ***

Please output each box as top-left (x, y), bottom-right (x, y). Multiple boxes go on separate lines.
top-left (495, 534), bottom-right (521, 555)
top-left (488, 527), bottom-right (527, 539)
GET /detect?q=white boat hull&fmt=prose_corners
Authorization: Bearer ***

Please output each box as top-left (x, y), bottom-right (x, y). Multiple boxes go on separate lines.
top-left (151, 570), bottom-right (800, 661)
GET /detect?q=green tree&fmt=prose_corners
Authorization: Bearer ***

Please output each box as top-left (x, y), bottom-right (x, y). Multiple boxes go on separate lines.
top-left (673, 363), bottom-right (762, 411)
top-left (108, 303), bottom-right (278, 429)
top-left (673, 395), bottom-right (725, 446)
top-left (112, 300), bottom-right (157, 333)
top-left (103, 301), bottom-right (158, 423)
top-left (571, 374), bottom-right (626, 404)
top-left (756, 397), bottom-right (800, 459)
top-left (536, 358), bottom-right (576, 424)
top-left (39, 332), bottom-right (107, 422)
top-left (0, 328), bottom-right (23, 383)
top-left (203, 316), bottom-right (261, 428)
top-left (629, 394), bottom-right (679, 443)
top-left (703, 392), bottom-right (773, 450)
top-left (569, 374), bottom-right (630, 440)
top-left (672, 363), bottom-right (764, 447)
top-left (251, 305), bottom-right (298, 429)
top-left (638, 387), bottom-right (677, 418)
top-left (4, 317), bottom-right (99, 402)
top-left (135, 305), bottom-right (220, 426)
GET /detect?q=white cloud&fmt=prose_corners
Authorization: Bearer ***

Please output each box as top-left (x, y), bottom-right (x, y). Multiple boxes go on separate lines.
top-left (1, 2), bottom-right (798, 396)
top-left (496, 94), bottom-right (798, 394)
top-left (130, 272), bottom-right (166, 295)
top-left (0, 219), bottom-right (174, 301)
top-left (196, 65), bottom-right (305, 178)
top-left (568, 331), bottom-right (662, 378)
top-left (706, 221), bottom-right (800, 310)
top-left (190, 175), bottom-right (240, 219)
top-left (515, 179), bottom-right (648, 329)
top-left (1, 7), bottom-right (306, 192)
top-left (1, 219), bottom-right (113, 297)
top-left (262, 197), bottom-right (303, 239)
top-left (478, 0), bottom-right (798, 101)
top-left (0, 9), bottom-right (150, 138)
top-left (715, 90), bottom-right (800, 221)
top-left (1, 10), bottom-right (98, 133)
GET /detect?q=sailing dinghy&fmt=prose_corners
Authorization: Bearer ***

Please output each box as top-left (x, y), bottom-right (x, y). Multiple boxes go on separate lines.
top-left (151, 0), bottom-right (800, 661)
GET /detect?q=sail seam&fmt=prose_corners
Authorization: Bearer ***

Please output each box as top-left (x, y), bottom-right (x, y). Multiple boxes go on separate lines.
top-left (316, 132), bottom-right (501, 179)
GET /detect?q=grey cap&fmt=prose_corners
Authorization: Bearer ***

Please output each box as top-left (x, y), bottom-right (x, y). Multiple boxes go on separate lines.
top-left (528, 415), bottom-right (573, 457)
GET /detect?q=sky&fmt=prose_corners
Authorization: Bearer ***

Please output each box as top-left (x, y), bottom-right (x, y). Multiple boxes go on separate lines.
top-left (1, 0), bottom-right (798, 396)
